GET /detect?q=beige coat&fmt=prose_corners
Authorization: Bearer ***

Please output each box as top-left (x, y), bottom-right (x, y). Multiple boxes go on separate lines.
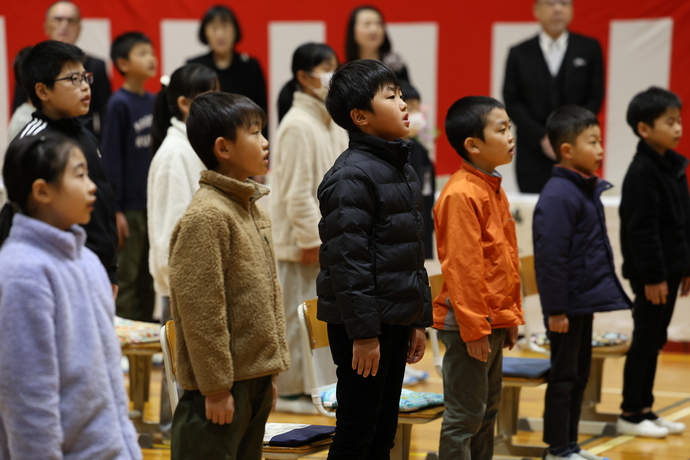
top-left (270, 91), bottom-right (348, 261)
top-left (169, 170), bottom-right (289, 394)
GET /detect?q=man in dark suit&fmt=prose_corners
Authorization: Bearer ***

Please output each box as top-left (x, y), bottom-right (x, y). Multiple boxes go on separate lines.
top-left (12, 1), bottom-right (111, 139)
top-left (503, 0), bottom-right (603, 193)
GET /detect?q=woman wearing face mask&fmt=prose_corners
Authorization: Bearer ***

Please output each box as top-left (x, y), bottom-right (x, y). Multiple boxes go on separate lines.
top-left (346, 5), bottom-right (410, 83)
top-left (271, 43), bottom-right (348, 414)
top-left (187, 5), bottom-right (267, 115)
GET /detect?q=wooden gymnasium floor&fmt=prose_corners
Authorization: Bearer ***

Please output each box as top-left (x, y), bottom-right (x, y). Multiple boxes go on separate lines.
top-left (135, 342), bottom-right (690, 460)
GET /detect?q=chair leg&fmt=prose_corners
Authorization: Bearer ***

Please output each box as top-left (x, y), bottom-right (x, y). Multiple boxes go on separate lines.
top-left (391, 423), bottom-right (412, 460)
top-left (495, 385), bottom-right (545, 459)
top-left (581, 356), bottom-right (618, 423)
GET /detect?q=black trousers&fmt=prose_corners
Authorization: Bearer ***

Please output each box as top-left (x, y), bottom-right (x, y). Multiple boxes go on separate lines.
top-left (543, 314), bottom-right (593, 450)
top-left (326, 323), bottom-right (409, 460)
top-left (621, 275), bottom-right (681, 413)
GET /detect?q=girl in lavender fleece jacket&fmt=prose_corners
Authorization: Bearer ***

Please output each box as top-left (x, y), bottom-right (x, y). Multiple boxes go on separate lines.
top-left (0, 134), bottom-right (141, 460)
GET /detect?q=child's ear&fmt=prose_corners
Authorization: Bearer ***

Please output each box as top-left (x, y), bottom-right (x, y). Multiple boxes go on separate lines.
top-left (115, 57), bottom-right (130, 75)
top-left (560, 142), bottom-right (572, 160)
top-left (35, 82), bottom-right (50, 103)
top-left (295, 69), bottom-right (311, 89)
top-left (177, 96), bottom-right (191, 118)
top-left (31, 179), bottom-right (53, 205)
top-left (350, 108), bottom-right (369, 127)
top-left (637, 121), bottom-right (652, 139)
top-left (464, 137), bottom-right (481, 156)
top-left (213, 136), bottom-right (232, 161)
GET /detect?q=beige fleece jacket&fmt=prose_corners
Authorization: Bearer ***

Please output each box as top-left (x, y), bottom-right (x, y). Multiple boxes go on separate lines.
top-left (270, 91), bottom-right (348, 261)
top-left (169, 170), bottom-right (290, 394)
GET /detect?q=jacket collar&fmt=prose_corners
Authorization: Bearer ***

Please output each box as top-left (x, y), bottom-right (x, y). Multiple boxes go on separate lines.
top-left (461, 160), bottom-right (502, 193)
top-left (551, 165), bottom-right (612, 196)
top-left (636, 140), bottom-right (689, 177)
top-left (32, 110), bottom-right (89, 137)
top-left (169, 117), bottom-right (187, 137)
top-left (199, 170), bottom-right (269, 209)
top-left (348, 131), bottom-right (412, 170)
top-left (10, 213), bottom-right (86, 260)
top-left (292, 91), bottom-right (332, 125)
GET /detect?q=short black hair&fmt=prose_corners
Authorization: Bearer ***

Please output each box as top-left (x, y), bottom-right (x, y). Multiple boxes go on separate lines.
top-left (546, 105), bottom-right (599, 161)
top-left (325, 59), bottom-right (400, 132)
top-left (445, 96), bottom-right (505, 161)
top-left (345, 5), bottom-right (391, 63)
top-left (186, 92), bottom-right (267, 170)
top-left (627, 86), bottom-right (682, 138)
top-left (198, 5), bottom-right (242, 47)
top-left (20, 40), bottom-right (85, 109)
top-left (110, 31), bottom-right (152, 76)
top-left (13, 46), bottom-right (33, 99)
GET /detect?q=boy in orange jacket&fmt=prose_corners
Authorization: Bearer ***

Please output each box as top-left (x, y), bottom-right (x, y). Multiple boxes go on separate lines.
top-left (433, 96), bottom-right (524, 460)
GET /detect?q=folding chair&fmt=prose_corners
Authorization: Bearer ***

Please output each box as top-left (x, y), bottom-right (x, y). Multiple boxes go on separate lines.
top-left (159, 321), bottom-right (332, 459)
top-left (426, 273), bottom-right (550, 459)
top-left (519, 255), bottom-right (628, 436)
top-left (298, 299), bottom-right (444, 460)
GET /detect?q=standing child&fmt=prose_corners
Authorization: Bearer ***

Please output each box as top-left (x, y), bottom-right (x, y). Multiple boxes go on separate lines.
top-left (271, 42), bottom-right (347, 414)
top-left (618, 87), bottom-right (688, 437)
top-left (168, 92), bottom-right (289, 459)
top-left (0, 133), bottom-right (141, 460)
top-left (534, 105), bottom-right (631, 460)
top-left (433, 96), bottom-right (523, 460)
top-left (17, 40), bottom-right (118, 292)
top-left (147, 63), bottom-right (219, 441)
top-left (102, 32), bottom-right (157, 321)
top-left (317, 59), bottom-right (432, 460)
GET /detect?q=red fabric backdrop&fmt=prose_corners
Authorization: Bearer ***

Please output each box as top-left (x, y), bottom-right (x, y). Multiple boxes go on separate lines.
top-left (1, 0), bottom-right (689, 174)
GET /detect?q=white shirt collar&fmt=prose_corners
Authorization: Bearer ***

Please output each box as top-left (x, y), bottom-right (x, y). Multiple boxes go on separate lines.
top-left (539, 30), bottom-right (569, 53)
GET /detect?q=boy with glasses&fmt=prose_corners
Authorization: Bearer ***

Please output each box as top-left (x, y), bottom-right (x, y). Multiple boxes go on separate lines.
top-left (16, 39), bottom-right (119, 295)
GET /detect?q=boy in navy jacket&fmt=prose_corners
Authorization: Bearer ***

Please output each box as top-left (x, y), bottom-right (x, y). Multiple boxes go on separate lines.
top-left (102, 32), bottom-right (157, 321)
top-left (618, 87), bottom-right (688, 437)
top-left (533, 105), bottom-right (631, 460)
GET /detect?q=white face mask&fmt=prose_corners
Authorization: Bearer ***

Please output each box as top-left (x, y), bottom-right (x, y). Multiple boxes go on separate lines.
top-left (308, 71), bottom-right (334, 101)
top-left (408, 112), bottom-right (427, 132)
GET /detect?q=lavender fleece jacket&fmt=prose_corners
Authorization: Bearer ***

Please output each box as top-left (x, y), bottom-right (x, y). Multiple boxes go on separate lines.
top-left (0, 214), bottom-right (141, 460)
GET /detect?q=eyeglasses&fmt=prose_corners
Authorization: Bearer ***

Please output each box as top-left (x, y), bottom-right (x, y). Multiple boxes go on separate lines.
top-left (50, 16), bottom-right (80, 26)
top-left (539, 0), bottom-right (573, 6)
top-left (54, 72), bottom-right (93, 87)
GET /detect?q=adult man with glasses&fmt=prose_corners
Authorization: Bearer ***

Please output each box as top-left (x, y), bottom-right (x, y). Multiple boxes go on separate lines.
top-left (12, 1), bottom-right (112, 140)
top-left (503, 0), bottom-right (604, 193)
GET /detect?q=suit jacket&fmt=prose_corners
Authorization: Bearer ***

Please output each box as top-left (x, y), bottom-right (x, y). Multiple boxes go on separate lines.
top-left (503, 32), bottom-right (604, 192)
top-left (12, 55), bottom-right (112, 140)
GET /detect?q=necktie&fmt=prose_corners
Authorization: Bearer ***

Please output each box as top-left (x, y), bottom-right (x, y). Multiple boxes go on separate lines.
top-left (548, 41), bottom-right (561, 76)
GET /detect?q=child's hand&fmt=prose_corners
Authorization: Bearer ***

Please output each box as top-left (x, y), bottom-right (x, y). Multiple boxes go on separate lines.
top-left (352, 337), bottom-right (380, 377)
top-left (406, 327), bottom-right (426, 364)
top-left (503, 326), bottom-right (518, 350)
top-left (681, 277), bottom-right (690, 297)
top-left (645, 281), bottom-right (668, 305)
top-left (115, 212), bottom-right (129, 249)
top-left (548, 314), bottom-right (569, 333)
top-left (466, 335), bottom-right (490, 362)
top-left (300, 246), bottom-right (320, 265)
top-left (205, 390), bottom-right (235, 425)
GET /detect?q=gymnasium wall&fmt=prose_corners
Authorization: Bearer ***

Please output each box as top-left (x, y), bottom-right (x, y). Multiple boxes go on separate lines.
top-left (1, 0), bottom-right (689, 189)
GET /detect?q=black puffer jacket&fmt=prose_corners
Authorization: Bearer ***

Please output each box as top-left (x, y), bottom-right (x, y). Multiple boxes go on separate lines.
top-left (620, 141), bottom-right (690, 284)
top-left (316, 132), bottom-right (432, 340)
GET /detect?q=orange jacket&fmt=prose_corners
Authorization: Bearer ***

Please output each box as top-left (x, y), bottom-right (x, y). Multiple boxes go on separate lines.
top-left (433, 161), bottom-right (524, 342)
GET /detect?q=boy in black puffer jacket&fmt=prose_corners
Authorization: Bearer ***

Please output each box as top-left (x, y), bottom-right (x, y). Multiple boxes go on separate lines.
top-left (534, 106), bottom-right (631, 460)
top-left (618, 87), bottom-right (688, 438)
top-left (316, 59), bottom-right (432, 460)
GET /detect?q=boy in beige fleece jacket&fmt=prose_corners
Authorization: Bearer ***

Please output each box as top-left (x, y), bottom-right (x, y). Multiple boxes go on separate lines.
top-left (168, 92), bottom-right (290, 459)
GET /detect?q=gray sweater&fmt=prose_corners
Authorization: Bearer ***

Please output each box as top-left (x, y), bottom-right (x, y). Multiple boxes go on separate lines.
top-left (0, 214), bottom-right (141, 460)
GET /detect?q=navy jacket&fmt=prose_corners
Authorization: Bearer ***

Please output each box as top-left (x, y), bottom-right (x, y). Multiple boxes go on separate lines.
top-left (533, 167), bottom-right (631, 317)
top-left (316, 132), bottom-right (432, 340)
top-left (620, 141), bottom-right (690, 284)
